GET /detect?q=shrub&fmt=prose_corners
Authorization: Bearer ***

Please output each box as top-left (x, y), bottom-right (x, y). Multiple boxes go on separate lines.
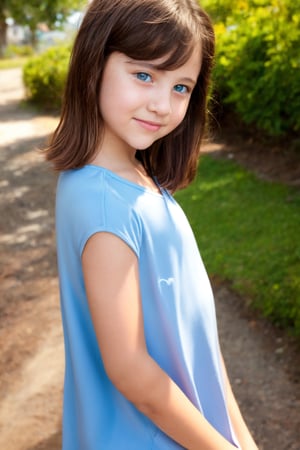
top-left (203, 0), bottom-right (300, 137)
top-left (4, 44), bottom-right (34, 58)
top-left (23, 45), bottom-right (70, 109)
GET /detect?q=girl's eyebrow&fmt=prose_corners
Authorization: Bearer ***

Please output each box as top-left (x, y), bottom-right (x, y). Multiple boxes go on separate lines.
top-left (178, 76), bottom-right (197, 86)
top-left (125, 59), bottom-right (197, 86)
top-left (125, 59), bottom-right (160, 69)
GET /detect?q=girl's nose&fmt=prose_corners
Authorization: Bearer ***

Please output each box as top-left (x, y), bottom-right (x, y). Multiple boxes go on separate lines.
top-left (148, 89), bottom-right (172, 116)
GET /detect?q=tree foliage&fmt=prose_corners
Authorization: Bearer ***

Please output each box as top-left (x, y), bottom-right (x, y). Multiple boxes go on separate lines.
top-left (203, 0), bottom-right (300, 137)
top-left (0, 0), bottom-right (85, 54)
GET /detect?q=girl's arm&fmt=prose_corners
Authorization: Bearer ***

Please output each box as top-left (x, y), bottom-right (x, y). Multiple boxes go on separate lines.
top-left (220, 354), bottom-right (259, 450)
top-left (82, 232), bottom-right (238, 450)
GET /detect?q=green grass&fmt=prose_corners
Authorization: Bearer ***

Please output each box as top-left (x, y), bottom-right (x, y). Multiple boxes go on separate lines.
top-left (176, 155), bottom-right (300, 336)
top-left (0, 57), bottom-right (28, 70)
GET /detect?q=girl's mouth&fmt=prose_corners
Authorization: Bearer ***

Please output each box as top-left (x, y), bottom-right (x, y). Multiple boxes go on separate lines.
top-left (134, 118), bottom-right (162, 132)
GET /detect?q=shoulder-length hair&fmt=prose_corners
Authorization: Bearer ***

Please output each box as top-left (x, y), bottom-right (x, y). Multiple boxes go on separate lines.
top-left (45, 0), bottom-right (215, 192)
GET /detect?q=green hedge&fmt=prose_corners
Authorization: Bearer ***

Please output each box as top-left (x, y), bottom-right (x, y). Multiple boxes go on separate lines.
top-left (203, 0), bottom-right (300, 137)
top-left (23, 45), bottom-right (70, 109)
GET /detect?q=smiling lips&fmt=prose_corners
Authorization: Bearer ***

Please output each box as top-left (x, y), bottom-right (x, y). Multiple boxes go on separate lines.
top-left (134, 118), bottom-right (163, 132)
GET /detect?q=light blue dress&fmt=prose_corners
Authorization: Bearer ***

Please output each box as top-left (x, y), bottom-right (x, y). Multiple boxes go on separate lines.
top-left (56, 165), bottom-right (240, 449)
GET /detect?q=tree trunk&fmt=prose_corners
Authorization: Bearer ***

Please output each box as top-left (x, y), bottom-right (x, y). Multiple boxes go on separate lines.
top-left (0, 11), bottom-right (7, 58)
top-left (29, 23), bottom-right (38, 50)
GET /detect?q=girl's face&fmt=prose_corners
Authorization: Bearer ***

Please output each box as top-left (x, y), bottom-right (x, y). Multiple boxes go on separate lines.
top-left (99, 47), bottom-right (201, 155)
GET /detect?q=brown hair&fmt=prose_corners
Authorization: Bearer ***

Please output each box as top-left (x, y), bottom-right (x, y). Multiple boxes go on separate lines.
top-left (45, 0), bottom-right (215, 191)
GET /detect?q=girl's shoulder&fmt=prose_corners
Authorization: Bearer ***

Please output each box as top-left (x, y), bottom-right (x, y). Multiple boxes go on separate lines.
top-left (57, 165), bottom-right (136, 213)
top-left (56, 165), bottom-right (145, 256)
top-left (58, 164), bottom-right (167, 205)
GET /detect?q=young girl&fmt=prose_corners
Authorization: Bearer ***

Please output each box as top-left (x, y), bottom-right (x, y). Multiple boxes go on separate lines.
top-left (46, 0), bottom-right (259, 449)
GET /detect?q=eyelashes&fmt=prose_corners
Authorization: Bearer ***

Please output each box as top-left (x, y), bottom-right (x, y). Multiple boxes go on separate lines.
top-left (135, 72), bottom-right (152, 83)
top-left (174, 84), bottom-right (189, 94)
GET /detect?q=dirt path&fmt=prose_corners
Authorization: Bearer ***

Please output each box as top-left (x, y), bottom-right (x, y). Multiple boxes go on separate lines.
top-left (0, 68), bottom-right (299, 450)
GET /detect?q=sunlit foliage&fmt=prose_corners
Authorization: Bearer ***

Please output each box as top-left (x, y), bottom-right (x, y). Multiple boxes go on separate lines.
top-left (202, 0), bottom-right (300, 136)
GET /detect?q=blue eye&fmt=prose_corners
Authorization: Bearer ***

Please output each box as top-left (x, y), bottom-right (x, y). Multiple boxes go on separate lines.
top-left (136, 72), bottom-right (152, 83)
top-left (174, 84), bottom-right (189, 94)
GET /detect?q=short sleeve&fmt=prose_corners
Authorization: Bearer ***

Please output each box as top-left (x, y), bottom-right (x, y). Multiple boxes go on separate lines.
top-left (56, 169), bottom-right (143, 260)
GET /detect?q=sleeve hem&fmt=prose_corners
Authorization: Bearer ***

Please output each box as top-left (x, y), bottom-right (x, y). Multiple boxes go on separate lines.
top-left (79, 227), bottom-right (140, 259)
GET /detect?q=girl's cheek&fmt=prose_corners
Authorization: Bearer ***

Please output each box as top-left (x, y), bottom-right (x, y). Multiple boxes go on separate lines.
top-left (175, 102), bottom-right (189, 123)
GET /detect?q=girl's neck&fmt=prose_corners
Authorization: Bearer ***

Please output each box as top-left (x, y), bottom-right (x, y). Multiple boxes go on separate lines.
top-left (90, 128), bottom-right (138, 171)
top-left (91, 150), bottom-right (137, 173)
top-left (89, 144), bottom-right (161, 195)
